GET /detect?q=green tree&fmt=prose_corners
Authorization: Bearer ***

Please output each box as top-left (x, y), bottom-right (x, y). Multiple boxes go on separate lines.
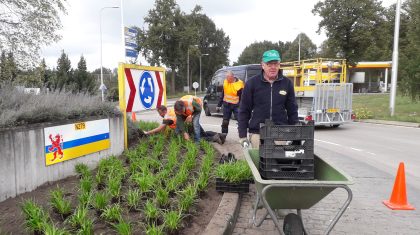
top-left (313, 0), bottom-right (384, 65)
top-left (317, 39), bottom-right (340, 58)
top-left (184, 6), bottom-right (230, 89)
top-left (0, 0), bottom-right (67, 66)
top-left (139, 1), bottom-right (230, 93)
top-left (74, 55), bottom-right (96, 94)
top-left (140, 0), bottom-right (187, 94)
top-left (284, 33), bottom-right (317, 61)
top-left (399, 0), bottom-right (420, 101)
top-left (55, 50), bottom-right (72, 92)
top-left (236, 41), bottom-right (280, 65)
top-left (0, 51), bottom-right (18, 83)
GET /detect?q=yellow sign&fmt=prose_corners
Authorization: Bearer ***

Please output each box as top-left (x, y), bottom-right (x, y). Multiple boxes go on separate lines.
top-left (75, 122), bottom-right (86, 130)
top-left (327, 108), bottom-right (340, 113)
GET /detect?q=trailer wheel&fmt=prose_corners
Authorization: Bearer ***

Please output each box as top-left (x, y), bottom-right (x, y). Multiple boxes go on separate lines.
top-left (332, 124), bottom-right (340, 128)
top-left (283, 213), bottom-right (304, 235)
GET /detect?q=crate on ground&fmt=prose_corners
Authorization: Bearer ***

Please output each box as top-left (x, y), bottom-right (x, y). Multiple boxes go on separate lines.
top-left (259, 120), bottom-right (314, 141)
top-left (215, 178), bottom-right (250, 193)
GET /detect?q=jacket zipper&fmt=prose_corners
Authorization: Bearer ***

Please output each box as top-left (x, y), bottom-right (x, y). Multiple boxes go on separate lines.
top-left (270, 83), bottom-right (273, 120)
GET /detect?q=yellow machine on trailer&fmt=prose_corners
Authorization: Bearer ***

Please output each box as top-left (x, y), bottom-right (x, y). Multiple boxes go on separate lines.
top-left (281, 58), bottom-right (355, 127)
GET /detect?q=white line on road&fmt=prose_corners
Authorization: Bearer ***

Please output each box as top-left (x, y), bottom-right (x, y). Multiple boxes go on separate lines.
top-left (315, 138), bottom-right (376, 155)
top-left (314, 139), bottom-right (342, 146)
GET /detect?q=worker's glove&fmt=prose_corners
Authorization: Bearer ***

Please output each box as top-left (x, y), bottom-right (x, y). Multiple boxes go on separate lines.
top-left (216, 106), bottom-right (221, 112)
top-left (239, 138), bottom-right (249, 148)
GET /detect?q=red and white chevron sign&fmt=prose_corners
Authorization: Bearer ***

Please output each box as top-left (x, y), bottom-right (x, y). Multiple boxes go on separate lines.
top-left (122, 66), bottom-right (166, 112)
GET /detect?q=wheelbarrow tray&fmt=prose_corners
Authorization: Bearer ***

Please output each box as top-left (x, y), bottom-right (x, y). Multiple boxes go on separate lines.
top-left (244, 148), bottom-right (353, 234)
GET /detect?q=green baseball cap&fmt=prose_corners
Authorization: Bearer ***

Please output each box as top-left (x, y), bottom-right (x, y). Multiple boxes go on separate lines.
top-left (262, 50), bottom-right (281, 63)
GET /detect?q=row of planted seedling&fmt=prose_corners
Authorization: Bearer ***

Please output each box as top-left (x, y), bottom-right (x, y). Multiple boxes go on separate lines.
top-left (21, 126), bottom-right (215, 235)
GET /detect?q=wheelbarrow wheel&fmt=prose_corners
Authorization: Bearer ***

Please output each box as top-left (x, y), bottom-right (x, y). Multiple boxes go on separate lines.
top-left (283, 213), bottom-right (304, 235)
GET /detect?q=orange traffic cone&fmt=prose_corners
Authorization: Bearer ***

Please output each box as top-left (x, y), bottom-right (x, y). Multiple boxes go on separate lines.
top-left (131, 112), bottom-right (137, 122)
top-left (383, 162), bottom-right (415, 210)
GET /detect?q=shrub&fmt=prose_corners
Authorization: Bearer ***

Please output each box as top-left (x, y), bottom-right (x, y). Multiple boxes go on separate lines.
top-left (354, 107), bottom-right (373, 119)
top-left (215, 160), bottom-right (253, 183)
top-left (21, 200), bottom-right (49, 233)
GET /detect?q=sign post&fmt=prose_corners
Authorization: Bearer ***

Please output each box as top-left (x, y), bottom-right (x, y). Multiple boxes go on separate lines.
top-left (192, 82), bottom-right (199, 96)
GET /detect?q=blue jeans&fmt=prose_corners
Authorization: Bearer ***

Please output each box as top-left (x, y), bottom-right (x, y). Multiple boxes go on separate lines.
top-left (192, 113), bottom-right (201, 142)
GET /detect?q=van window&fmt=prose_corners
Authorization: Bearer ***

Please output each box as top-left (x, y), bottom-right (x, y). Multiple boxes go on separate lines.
top-left (232, 69), bottom-right (246, 81)
top-left (246, 68), bottom-right (260, 80)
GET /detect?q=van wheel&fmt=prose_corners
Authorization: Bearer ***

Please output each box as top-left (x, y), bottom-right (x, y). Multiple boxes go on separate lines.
top-left (204, 105), bottom-right (211, 116)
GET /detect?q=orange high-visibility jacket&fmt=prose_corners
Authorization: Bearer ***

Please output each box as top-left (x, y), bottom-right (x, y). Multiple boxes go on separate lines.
top-left (179, 95), bottom-right (202, 116)
top-left (163, 107), bottom-right (177, 129)
top-left (223, 79), bottom-right (244, 104)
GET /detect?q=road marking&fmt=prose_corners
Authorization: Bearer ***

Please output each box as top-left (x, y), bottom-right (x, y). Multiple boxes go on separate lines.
top-left (315, 138), bottom-right (377, 155)
top-left (315, 139), bottom-right (341, 146)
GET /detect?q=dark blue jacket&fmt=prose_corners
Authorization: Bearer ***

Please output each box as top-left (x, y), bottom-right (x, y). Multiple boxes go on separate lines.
top-left (238, 70), bottom-right (299, 138)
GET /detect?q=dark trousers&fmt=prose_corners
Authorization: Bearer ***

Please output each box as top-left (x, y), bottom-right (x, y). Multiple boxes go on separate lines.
top-left (221, 102), bottom-right (239, 134)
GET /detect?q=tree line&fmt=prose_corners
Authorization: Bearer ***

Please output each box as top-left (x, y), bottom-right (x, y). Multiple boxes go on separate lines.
top-left (0, 50), bottom-right (119, 101)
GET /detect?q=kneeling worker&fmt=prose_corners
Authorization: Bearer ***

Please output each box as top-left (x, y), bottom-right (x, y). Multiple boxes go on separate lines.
top-left (145, 105), bottom-right (226, 144)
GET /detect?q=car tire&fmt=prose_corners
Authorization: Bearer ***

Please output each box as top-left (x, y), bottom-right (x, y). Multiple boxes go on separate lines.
top-left (204, 105), bottom-right (211, 116)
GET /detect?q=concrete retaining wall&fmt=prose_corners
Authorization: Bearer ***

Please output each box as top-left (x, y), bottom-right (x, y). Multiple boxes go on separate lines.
top-left (0, 116), bottom-right (125, 202)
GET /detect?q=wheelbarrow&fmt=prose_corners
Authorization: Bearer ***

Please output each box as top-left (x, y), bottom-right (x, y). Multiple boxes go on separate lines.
top-left (243, 148), bottom-right (353, 235)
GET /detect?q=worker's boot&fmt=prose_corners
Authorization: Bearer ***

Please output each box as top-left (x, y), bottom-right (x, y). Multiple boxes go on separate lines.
top-left (211, 134), bottom-right (223, 145)
top-left (219, 133), bottom-right (227, 144)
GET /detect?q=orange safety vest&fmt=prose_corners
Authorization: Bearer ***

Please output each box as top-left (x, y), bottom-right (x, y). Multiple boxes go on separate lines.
top-left (179, 95), bottom-right (202, 116)
top-left (163, 108), bottom-right (177, 129)
top-left (223, 79), bottom-right (244, 104)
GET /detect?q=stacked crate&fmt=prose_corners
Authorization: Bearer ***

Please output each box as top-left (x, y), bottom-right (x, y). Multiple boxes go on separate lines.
top-left (259, 120), bottom-right (315, 180)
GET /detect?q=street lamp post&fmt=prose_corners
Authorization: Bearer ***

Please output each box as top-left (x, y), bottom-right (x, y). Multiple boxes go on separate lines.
top-left (100, 6), bottom-right (119, 102)
top-left (390, 0), bottom-right (402, 116)
top-left (199, 53), bottom-right (209, 92)
top-left (298, 33), bottom-right (301, 63)
top-left (187, 44), bottom-right (198, 93)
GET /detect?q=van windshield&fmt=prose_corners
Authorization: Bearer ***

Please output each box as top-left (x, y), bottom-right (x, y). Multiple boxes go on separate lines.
top-left (247, 69), bottom-right (261, 80)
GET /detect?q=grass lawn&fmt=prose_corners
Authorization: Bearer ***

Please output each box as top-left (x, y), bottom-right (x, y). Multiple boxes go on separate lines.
top-left (352, 94), bottom-right (420, 123)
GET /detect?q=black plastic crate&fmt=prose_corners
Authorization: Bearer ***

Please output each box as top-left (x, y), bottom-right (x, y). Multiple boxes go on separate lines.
top-left (259, 159), bottom-right (314, 172)
top-left (259, 158), bottom-right (314, 167)
top-left (259, 169), bottom-right (314, 180)
top-left (260, 122), bottom-right (314, 141)
top-left (215, 178), bottom-right (250, 193)
top-left (260, 142), bottom-right (314, 161)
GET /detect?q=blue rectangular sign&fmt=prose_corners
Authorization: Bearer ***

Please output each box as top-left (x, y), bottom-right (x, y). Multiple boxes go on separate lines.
top-left (125, 41), bottom-right (137, 48)
top-left (125, 48), bottom-right (138, 58)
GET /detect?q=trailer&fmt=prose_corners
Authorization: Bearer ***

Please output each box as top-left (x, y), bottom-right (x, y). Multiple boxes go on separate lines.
top-left (281, 58), bottom-right (355, 127)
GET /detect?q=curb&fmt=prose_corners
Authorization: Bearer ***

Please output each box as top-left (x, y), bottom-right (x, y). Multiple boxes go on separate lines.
top-left (203, 143), bottom-right (243, 235)
top-left (355, 119), bottom-right (420, 128)
top-left (203, 193), bottom-right (241, 235)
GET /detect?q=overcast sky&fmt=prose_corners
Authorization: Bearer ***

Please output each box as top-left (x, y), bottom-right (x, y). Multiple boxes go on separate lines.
top-left (41, 0), bottom-right (396, 72)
